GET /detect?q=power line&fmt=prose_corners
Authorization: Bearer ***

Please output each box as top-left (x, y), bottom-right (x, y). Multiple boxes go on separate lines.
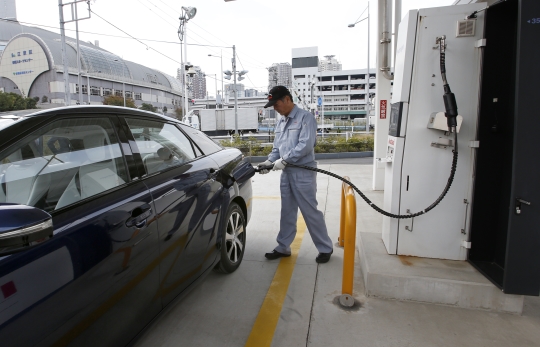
top-left (138, 0), bottom-right (228, 58)
top-left (236, 54), bottom-right (259, 90)
top-left (0, 18), bottom-right (230, 48)
top-left (135, 0), bottom-right (178, 30)
top-left (133, 0), bottom-right (224, 58)
top-left (90, 9), bottom-right (182, 65)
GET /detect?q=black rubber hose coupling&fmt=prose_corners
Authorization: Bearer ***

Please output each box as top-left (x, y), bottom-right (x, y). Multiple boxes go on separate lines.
top-left (443, 85), bottom-right (458, 130)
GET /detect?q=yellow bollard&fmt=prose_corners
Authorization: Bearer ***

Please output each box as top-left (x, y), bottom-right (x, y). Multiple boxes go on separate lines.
top-left (340, 183), bottom-right (357, 307)
top-left (338, 177), bottom-right (350, 247)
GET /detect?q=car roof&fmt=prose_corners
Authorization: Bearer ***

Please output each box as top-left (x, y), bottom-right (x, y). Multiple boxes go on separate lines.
top-left (3, 105), bottom-right (189, 126)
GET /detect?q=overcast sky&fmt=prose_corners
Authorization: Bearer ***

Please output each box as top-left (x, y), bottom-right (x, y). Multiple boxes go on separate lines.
top-left (16, 0), bottom-right (453, 97)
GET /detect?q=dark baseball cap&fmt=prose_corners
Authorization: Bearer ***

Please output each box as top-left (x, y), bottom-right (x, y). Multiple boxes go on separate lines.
top-left (264, 86), bottom-right (292, 108)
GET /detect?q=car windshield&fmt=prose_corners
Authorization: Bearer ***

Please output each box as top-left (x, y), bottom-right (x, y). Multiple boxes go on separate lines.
top-left (0, 115), bottom-right (24, 131)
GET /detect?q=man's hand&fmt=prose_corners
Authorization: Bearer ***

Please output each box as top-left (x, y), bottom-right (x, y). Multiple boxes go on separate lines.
top-left (257, 160), bottom-right (273, 174)
top-left (272, 158), bottom-right (287, 171)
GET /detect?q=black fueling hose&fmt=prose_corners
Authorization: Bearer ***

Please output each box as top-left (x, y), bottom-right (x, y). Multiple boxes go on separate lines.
top-left (255, 34), bottom-right (460, 220)
top-left (286, 134), bottom-right (457, 219)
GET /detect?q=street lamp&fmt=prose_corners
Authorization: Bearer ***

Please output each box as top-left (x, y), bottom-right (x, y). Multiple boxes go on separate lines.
top-left (208, 52), bottom-right (223, 108)
top-left (222, 45), bottom-right (248, 135)
top-left (348, 2), bottom-right (371, 123)
top-left (113, 58), bottom-right (126, 107)
top-left (178, 6), bottom-right (197, 119)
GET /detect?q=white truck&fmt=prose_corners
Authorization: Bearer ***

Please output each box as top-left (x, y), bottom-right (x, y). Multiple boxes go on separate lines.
top-left (182, 108), bottom-right (259, 136)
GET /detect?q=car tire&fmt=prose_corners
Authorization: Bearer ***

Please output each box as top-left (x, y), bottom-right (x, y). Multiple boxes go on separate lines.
top-left (214, 202), bottom-right (246, 274)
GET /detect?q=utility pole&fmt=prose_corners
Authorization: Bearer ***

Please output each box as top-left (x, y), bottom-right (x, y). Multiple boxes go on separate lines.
top-left (366, 1), bottom-right (371, 126)
top-left (220, 50), bottom-right (223, 107)
top-left (58, 0), bottom-right (91, 106)
top-left (184, 27), bottom-right (189, 117)
top-left (232, 44), bottom-right (238, 135)
top-left (58, 0), bottom-right (70, 106)
top-left (178, 7), bottom-right (197, 118)
top-left (74, 5), bottom-right (82, 105)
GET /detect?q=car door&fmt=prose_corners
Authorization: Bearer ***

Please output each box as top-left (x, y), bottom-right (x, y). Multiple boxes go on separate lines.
top-left (121, 117), bottom-right (224, 306)
top-left (0, 114), bottom-right (161, 347)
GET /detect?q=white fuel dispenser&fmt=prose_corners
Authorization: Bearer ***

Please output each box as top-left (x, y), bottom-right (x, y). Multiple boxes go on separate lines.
top-left (381, 4), bottom-right (486, 260)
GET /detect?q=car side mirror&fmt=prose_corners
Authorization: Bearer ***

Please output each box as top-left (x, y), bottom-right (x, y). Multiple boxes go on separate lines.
top-left (0, 204), bottom-right (54, 256)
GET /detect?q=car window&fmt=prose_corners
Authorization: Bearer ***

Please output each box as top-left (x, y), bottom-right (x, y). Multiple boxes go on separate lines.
top-left (178, 124), bottom-right (222, 156)
top-left (0, 117), bottom-right (128, 212)
top-left (125, 118), bottom-right (196, 175)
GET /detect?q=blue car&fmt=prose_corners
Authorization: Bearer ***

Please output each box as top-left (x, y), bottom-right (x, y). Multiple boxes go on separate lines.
top-left (0, 106), bottom-right (254, 346)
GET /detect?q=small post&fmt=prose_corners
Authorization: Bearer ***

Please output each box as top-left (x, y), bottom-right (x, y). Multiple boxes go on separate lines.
top-left (339, 180), bottom-right (357, 308)
top-left (338, 176), bottom-right (349, 247)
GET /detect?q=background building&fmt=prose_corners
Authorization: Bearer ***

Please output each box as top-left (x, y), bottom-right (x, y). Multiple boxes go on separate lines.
top-left (244, 88), bottom-right (262, 97)
top-left (319, 55), bottom-right (342, 72)
top-left (190, 66), bottom-right (207, 99)
top-left (0, 0), bottom-right (16, 22)
top-left (0, 0), bottom-right (17, 53)
top-left (291, 46), bottom-right (388, 121)
top-left (225, 83), bottom-right (245, 99)
top-left (267, 62), bottom-right (292, 90)
top-left (0, 19), bottom-right (183, 115)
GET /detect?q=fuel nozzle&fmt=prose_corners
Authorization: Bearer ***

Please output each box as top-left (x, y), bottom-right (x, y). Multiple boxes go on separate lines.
top-left (436, 35), bottom-right (458, 133)
top-left (253, 163), bottom-right (274, 173)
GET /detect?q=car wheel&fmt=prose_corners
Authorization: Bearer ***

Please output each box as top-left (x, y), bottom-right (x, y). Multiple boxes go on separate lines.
top-left (214, 202), bottom-right (246, 274)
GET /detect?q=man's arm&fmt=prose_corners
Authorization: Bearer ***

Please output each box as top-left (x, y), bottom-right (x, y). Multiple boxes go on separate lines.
top-left (282, 113), bottom-right (317, 163)
top-left (267, 122), bottom-right (281, 162)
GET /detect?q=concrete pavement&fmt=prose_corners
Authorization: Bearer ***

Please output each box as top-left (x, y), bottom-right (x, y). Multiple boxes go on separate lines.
top-left (134, 158), bottom-right (540, 347)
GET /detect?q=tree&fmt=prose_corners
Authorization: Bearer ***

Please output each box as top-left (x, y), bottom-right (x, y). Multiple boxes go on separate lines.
top-left (174, 106), bottom-right (183, 119)
top-left (26, 97), bottom-right (37, 109)
top-left (42, 95), bottom-right (48, 103)
top-left (103, 95), bottom-right (137, 108)
top-left (140, 103), bottom-right (157, 112)
top-left (0, 92), bottom-right (38, 112)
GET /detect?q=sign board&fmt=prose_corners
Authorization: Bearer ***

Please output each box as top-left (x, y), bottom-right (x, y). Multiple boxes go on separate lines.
top-left (317, 97), bottom-right (322, 106)
top-left (380, 100), bottom-right (387, 119)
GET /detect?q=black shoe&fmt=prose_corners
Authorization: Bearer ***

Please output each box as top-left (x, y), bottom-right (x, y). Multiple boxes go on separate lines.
top-left (316, 250), bottom-right (333, 263)
top-left (265, 250), bottom-right (291, 260)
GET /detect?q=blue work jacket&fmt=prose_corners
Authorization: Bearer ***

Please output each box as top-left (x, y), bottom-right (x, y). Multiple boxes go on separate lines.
top-left (268, 105), bottom-right (317, 170)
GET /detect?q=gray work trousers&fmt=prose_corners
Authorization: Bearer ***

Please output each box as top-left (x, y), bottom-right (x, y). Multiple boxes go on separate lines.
top-left (274, 169), bottom-right (333, 254)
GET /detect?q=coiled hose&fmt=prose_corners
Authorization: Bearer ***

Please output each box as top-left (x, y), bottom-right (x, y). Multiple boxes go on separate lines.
top-left (286, 131), bottom-right (458, 219)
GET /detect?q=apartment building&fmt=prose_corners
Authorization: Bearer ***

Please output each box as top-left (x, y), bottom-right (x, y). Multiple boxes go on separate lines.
top-left (267, 62), bottom-right (292, 90)
top-left (190, 66), bottom-right (207, 99)
top-left (291, 46), bottom-right (385, 121)
top-left (319, 55), bottom-right (342, 72)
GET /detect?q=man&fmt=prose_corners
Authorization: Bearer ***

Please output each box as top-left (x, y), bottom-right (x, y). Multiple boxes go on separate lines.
top-left (258, 86), bottom-right (333, 263)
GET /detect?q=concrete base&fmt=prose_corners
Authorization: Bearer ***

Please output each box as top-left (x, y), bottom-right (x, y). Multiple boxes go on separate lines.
top-left (358, 232), bottom-right (525, 314)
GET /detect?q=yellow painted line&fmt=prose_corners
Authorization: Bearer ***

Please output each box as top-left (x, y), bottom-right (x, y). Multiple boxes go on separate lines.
top-left (244, 214), bottom-right (306, 347)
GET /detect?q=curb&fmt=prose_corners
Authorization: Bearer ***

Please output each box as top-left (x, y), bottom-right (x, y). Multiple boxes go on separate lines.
top-left (248, 151), bottom-right (374, 163)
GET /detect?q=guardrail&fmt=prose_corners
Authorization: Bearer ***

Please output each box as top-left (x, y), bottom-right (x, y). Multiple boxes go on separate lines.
top-left (338, 176), bottom-right (357, 308)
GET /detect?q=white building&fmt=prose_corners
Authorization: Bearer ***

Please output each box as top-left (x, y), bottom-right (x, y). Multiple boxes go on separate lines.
top-left (291, 46), bottom-right (384, 121)
top-left (0, 19), bottom-right (183, 114)
top-left (319, 55), bottom-right (342, 72)
top-left (267, 62), bottom-right (292, 90)
top-left (224, 83), bottom-right (245, 100)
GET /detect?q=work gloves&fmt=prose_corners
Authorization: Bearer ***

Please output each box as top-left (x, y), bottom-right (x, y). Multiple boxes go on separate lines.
top-left (272, 158), bottom-right (287, 171)
top-left (257, 160), bottom-right (273, 174)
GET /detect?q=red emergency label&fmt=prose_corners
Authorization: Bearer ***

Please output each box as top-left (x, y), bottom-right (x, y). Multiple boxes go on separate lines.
top-left (380, 100), bottom-right (387, 119)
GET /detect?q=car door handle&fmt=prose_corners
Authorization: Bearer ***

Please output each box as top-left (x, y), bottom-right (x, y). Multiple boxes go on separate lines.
top-left (515, 198), bottom-right (532, 215)
top-left (126, 204), bottom-right (152, 228)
